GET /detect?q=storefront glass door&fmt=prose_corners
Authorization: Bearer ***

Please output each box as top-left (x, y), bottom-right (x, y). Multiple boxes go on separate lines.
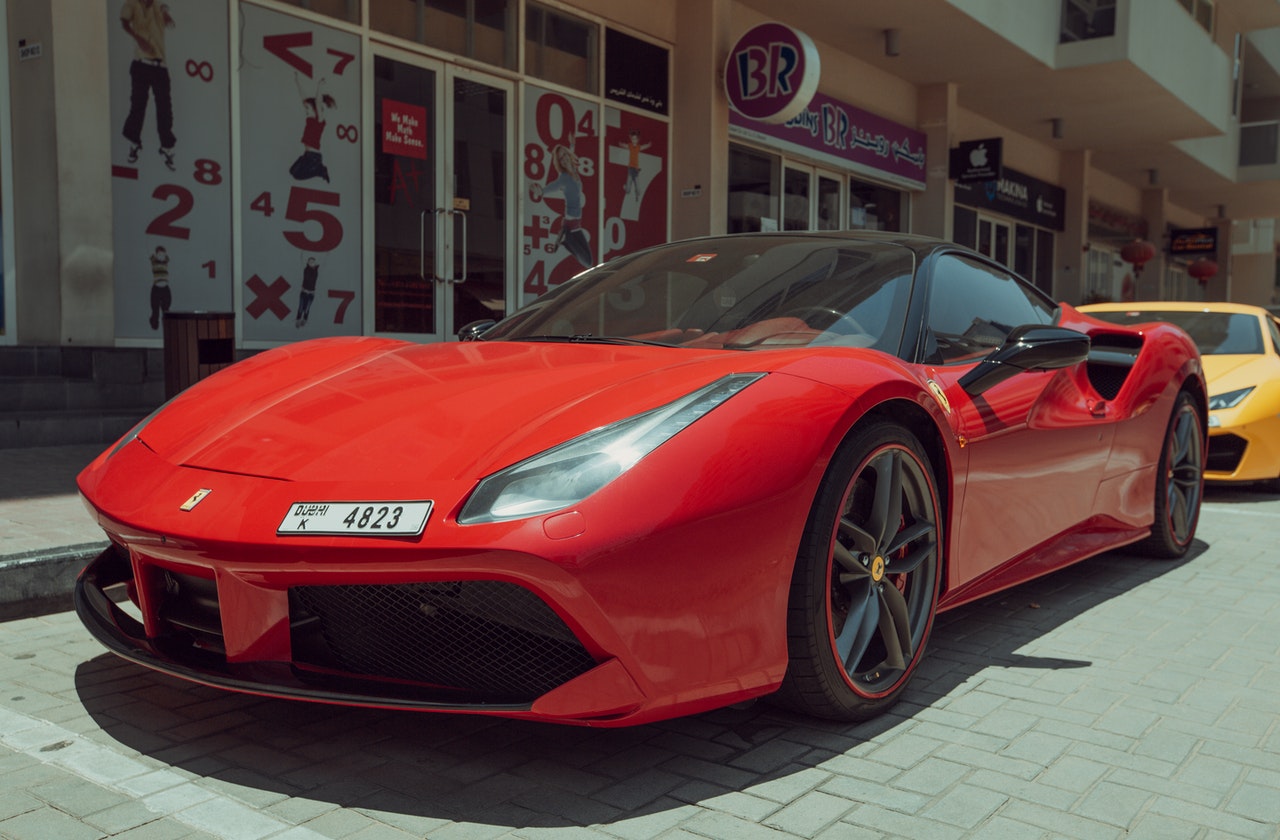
top-left (783, 164), bottom-right (844, 231)
top-left (976, 215), bottom-right (1012, 267)
top-left (371, 50), bottom-right (510, 339)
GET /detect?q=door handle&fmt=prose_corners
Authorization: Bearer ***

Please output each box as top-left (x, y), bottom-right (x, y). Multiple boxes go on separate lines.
top-left (435, 207), bottom-right (465, 284)
top-left (449, 209), bottom-right (467, 284)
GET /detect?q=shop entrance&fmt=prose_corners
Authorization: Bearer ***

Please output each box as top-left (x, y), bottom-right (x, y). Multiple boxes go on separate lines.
top-left (372, 49), bottom-right (513, 340)
top-left (975, 214), bottom-right (1012, 267)
top-left (783, 164), bottom-right (844, 231)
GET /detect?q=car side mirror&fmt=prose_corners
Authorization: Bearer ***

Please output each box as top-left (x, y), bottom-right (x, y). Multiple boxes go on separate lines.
top-left (959, 325), bottom-right (1090, 396)
top-left (457, 319), bottom-right (497, 342)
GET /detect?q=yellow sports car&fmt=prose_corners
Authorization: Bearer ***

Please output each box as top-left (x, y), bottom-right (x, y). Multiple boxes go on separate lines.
top-left (1081, 301), bottom-right (1280, 489)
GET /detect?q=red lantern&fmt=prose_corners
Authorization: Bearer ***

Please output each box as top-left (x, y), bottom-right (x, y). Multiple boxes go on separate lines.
top-left (1188, 258), bottom-right (1218, 284)
top-left (1119, 239), bottom-right (1156, 275)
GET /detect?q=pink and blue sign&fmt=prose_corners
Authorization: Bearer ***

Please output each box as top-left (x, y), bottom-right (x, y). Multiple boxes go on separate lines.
top-left (724, 22), bottom-right (820, 125)
top-left (730, 91), bottom-right (928, 189)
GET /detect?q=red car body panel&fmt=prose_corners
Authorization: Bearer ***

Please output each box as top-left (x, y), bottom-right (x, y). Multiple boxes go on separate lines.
top-left (74, 241), bottom-right (1205, 727)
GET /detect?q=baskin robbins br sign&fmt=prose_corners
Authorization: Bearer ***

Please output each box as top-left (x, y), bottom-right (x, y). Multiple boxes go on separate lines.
top-left (724, 22), bottom-right (820, 124)
top-left (726, 23), bottom-right (927, 190)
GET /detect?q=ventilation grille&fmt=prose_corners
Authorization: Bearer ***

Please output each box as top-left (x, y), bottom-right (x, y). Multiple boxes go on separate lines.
top-left (289, 581), bottom-right (597, 703)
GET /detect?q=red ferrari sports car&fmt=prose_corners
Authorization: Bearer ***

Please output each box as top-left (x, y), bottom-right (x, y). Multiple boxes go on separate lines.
top-left (75, 232), bottom-right (1206, 727)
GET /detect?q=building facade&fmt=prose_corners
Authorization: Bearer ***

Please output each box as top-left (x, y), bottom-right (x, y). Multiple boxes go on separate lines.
top-left (3, 0), bottom-right (1280, 355)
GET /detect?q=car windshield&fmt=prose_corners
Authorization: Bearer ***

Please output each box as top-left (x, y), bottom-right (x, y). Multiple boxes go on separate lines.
top-left (1088, 310), bottom-right (1263, 355)
top-left (483, 236), bottom-right (915, 352)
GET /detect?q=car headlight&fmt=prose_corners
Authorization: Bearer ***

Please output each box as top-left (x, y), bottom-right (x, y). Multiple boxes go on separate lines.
top-left (1208, 386), bottom-right (1254, 411)
top-left (458, 373), bottom-right (765, 524)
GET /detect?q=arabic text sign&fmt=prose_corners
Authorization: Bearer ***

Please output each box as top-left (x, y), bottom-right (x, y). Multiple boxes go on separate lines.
top-left (730, 92), bottom-right (926, 188)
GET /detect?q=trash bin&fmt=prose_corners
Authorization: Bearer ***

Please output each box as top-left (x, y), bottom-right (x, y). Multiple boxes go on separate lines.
top-left (162, 311), bottom-right (235, 399)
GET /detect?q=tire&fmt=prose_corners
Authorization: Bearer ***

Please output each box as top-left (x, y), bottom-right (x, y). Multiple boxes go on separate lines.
top-left (1134, 390), bottom-right (1204, 558)
top-left (776, 421), bottom-right (942, 721)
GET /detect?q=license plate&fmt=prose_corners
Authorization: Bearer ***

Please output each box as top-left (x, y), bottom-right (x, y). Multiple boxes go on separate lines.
top-left (277, 501), bottom-right (433, 536)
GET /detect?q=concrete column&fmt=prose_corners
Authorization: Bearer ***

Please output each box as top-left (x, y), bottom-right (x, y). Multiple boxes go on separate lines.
top-left (670, 0), bottom-right (731, 240)
top-left (1059, 150), bottom-right (1090, 305)
top-left (1139, 186), bottom-right (1168, 300)
top-left (53, 0), bottom-right (113, 344)
top-left (915, 82), bottom-right (957, 240)
top-left (7, 0), bottom-right (113, 345)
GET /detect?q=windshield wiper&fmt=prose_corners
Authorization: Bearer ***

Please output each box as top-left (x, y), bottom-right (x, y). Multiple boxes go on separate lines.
top-left (513, 334), bottom-right (672, 347)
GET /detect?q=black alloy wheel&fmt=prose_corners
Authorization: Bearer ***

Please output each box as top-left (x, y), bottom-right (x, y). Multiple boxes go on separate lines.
top-left (778, 421), bottom-right (942, 721)
top-left (1137, 390), bottom-right (1204, 558)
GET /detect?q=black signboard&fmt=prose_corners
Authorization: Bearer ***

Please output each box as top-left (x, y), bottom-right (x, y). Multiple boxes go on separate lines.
top-left (605, 29), bottom-right (669, 115)
top-left (949, 137), bottom-right (1003, 184)
top-left (1169, 227), bottom-right (1218, 254)
top-left (954, 165), bottom-right (1066, 232)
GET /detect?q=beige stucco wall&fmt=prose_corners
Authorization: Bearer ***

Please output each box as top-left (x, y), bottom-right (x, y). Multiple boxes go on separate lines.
top-left (5, 0), bottom-right (113, 345)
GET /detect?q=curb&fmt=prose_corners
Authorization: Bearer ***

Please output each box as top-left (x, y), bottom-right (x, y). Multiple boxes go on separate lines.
top-left (0, 543), bottom-right (108, 621)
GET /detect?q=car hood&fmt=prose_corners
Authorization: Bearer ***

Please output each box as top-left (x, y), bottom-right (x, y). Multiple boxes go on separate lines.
top-left (137, 338), bottom-right (774, 482)
top-left (1202, 353), bottom-right (1270, 394)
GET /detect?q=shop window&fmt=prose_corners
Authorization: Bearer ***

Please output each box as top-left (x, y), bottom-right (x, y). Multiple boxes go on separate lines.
top-left (273, 0), bottom-right (360, 23)
top-left (371, 0), bottom-right (516, 69)
top-left (817, 174), bottom-right (842, 231)
top-left (1177, 0), bottom-right (1214, 35)
top-left (849, 179), bottom-right (902, 232)
top-left (1241, 122), bottom-right (1279, 166)
top-left (1059, 0), bottom-right (1115, 43)
top-left (1084, 247), bottom-right (1123, 303)
top-left (1035, 229), bottom-right (1055, 296)
top-left (525, 3), bottom-right (598, 94)
top-left (1165, 265), bottom-right (1196, 301)
top-left (953, 206), bottom-right (977, 249)
top-left (783, 168), bottom-right (810, 231)
top-left (728, 145), bottom-right (779, 233)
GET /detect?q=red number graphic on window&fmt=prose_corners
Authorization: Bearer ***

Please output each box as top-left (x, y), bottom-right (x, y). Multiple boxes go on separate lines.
top-left (535, 93), bottom-right (577, 150)
top-left (263, 32), bottom-right (312, 77)
top-left (522, 261), bottom-right (547, 297)
top-left (576, 108), bottom-right (596, 138)
top-left (283, 187), bottom-right (342, 252)
top-left (145, 184), bottom-right (193, 240)
top-left (523, 143), bottom-right (545, 181)
top-left (327, 48), bottom-right (355, 75)
top-left (250, 191), bottom-right (275, 217)
top-left (185, 60), bottom-right (214, 82)
top-left (335, 125), bottom-right (359, 143)
top-left (193, 159), bottom-right (222, 186)
top-left (327, 289), bottom-right (355, 323)
top-left (202, 260), bottom-right (216, 279)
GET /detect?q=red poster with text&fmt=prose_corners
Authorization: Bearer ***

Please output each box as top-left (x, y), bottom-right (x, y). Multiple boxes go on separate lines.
top-left (381, 99), bottom-right (427, 159)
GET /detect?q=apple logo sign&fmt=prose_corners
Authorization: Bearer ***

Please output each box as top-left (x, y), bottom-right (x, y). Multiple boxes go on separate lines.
top-left (969, 144), bottom-right (988, 168)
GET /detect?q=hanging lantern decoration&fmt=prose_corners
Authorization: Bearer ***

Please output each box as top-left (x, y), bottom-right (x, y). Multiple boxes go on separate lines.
top-left (1188, 257), bottom-right (1218, 285)
top-left (1119, 239), bottom-right (1156, 276)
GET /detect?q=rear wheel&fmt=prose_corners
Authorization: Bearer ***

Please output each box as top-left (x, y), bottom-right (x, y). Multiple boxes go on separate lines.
top-left (1135, 390), bottom-right (1204, 558)
top-left (777, 421), bottom-right (942, 721)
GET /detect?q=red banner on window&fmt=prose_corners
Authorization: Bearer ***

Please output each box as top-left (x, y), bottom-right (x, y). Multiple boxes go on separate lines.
top-left (381, 99), bottom-right (427, 159)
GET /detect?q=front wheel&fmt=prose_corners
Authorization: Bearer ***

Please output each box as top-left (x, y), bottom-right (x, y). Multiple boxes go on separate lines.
top-left (776, 421), bottom-right (942, 721)
top-left (1135, 390), bottom-right (1204, 558)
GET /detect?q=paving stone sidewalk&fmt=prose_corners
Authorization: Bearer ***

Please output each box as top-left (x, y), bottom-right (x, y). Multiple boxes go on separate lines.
top-left (0, 482), bottom-right (1277, 839)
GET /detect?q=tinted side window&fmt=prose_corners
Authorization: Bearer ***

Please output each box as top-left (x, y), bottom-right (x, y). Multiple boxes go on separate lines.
top-left (925, 255), bottom-right (1054, 364)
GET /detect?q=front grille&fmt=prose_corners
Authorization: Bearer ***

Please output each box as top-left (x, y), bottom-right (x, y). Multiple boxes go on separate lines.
top-left (1207, 433), bottom-right (1248, 473)
top-left (289, 581), bottom-right (597, 703)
